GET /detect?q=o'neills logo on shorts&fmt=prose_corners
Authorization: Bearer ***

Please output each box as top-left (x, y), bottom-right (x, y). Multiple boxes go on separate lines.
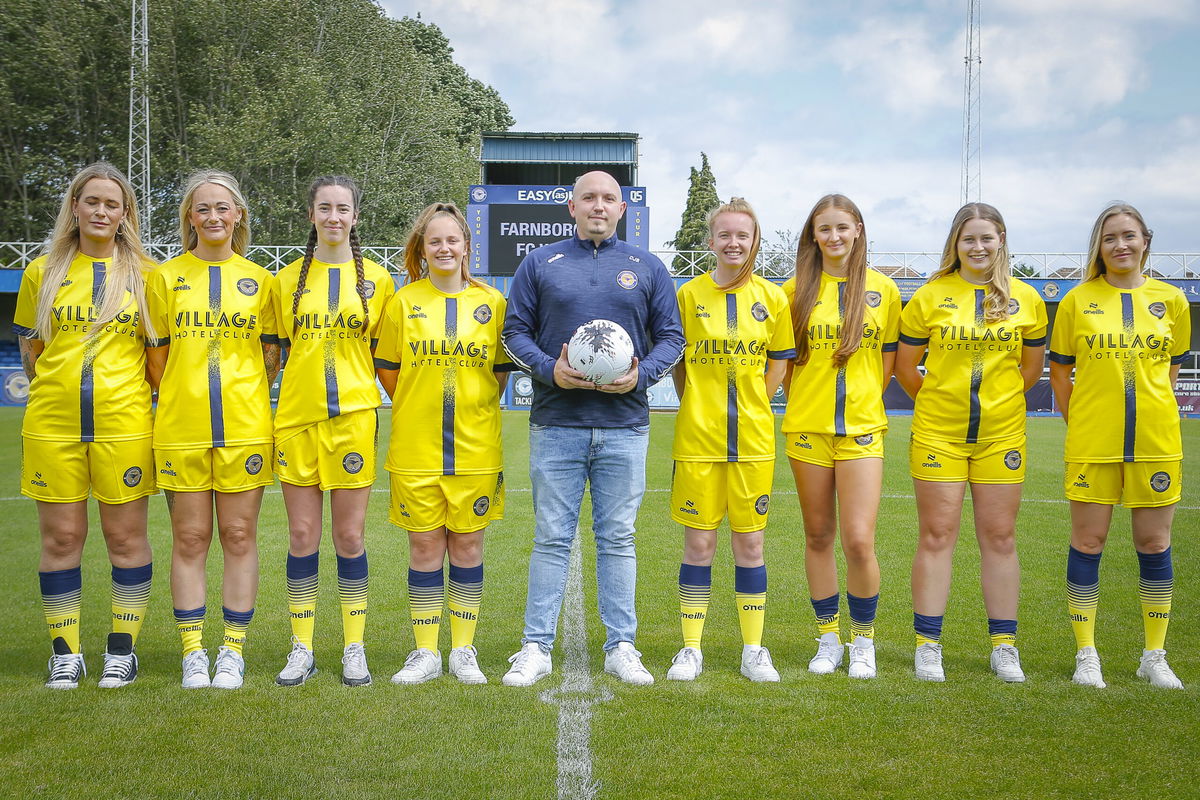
top-left (343, 452), bottom-right (364, 474)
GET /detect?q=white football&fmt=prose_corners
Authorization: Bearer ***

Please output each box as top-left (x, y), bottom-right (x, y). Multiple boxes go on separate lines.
top-left (567, 319), bottom-right (634, 385)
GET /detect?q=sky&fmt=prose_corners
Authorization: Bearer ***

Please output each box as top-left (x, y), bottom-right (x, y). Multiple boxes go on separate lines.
top-left (381, 0), bottom-right (1200, 259)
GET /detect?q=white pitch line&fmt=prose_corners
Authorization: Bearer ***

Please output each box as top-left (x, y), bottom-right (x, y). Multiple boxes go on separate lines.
top-left (2, 488), bottom-right (1196, 511)
top-left (539, 531), bottom-right (611, 800)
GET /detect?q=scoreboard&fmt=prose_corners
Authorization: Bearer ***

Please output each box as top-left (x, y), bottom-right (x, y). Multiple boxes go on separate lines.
top-left (467, 185), bottom-right (649, 275)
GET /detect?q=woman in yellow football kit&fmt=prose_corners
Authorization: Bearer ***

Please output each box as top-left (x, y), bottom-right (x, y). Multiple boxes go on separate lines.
top-left (273, 175), bottom-right (394, 687)
top-left (1049, 204), bottom-right (1190, 690)
top-left (375, 203), bottom-right (512, 686)
top-left (146, 170), bottom-right (279, 690)
top-left (13, 163), bottom-right (157, 689)
top-left (782, 194), bottom-right (900, 680)
top-left (896, 203), bottom-right (1047, 683)
top-left (666, 198), bottom-right (795, 683)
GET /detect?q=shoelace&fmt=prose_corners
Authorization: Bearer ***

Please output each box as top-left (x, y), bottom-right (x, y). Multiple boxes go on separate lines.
top-left (285, 646), bottom-right (311, 668)
top-left (917, 646), bottom-right (940, 666)
top-left (49, 654), bottom-right (83, 681)
top-left (509, 648), bottom-right (536, 668)
top-left (183, 650), bottom-right (208, 675)
top-left (747, 649), bottom-right (771, 667)
top-left (214, 652), bottom-right (241, 675)
top-left (995, 646), bottom-right (1019, 667)
top-left (102, 654), bottom-right (134, 678)
top-left (403, 650), bottom-right (429, 668)
top-left (674, 649), bottom-right (698, 666)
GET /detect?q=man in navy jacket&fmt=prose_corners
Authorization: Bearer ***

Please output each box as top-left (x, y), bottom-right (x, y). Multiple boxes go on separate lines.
top-left (501, 170), bottom-right (684, 686)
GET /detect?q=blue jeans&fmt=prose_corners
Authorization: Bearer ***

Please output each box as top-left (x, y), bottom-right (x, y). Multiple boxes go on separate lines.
top-left (523, 423), bottom-right (649, 651)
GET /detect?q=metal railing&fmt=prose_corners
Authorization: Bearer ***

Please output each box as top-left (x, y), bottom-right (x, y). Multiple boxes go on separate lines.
top-left (1, 242), bottom-right (1197, 281)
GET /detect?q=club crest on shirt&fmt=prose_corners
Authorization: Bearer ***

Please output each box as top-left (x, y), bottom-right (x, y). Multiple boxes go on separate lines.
top-left (865, 291), bottom-right (882, 308)
top-left (245, 454), bottom-right (264, 475)
top-left (474, 304), bottom-right (492, 324)
top-left (1148, 301), bottom-right (1166, 319)
top-left (616, 270), bottom-right (638, 290)
top-left (754, 494), bottom-right (770, 515)
top-left (1004, 450), bottom-right (1022, 470)
top-left (362, 280), bottom-right (376, 299)
top-left (123, 466), bottom-right (142, 487)
top-left (1007, 298), bottom-right (1020, 315)
top-left (751, 302), bottom-right (768, 322)
top-left (1150, 471), bottom-right (1171, 493)
top-left (473, 495), bottom-right (490, 516)
top-left (237, 278), bottom-right (259, 296)
top-left (343, 452), bottom-right (365, 474)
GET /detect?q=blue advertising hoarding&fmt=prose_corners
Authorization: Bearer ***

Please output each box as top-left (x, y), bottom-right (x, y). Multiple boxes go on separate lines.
top-left (467, 185), bottom-right (649, 276)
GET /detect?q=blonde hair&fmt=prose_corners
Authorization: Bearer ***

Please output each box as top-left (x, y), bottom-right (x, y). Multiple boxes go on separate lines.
top-left (291, 175), bottom-right (370, 334)
top-left (33, 162), bottom-right (155, 341)
top-left (178, 169), bottom-right (251, 255)
top-left (705, 197), bottom-right (761, 292)
top-left (790, 194), bottom-right (868, 367)
top-left (402, 202), bottom-right (481, 287)
top-left (1084, 203), bottom-right (1152, 282)
top-left (930, 202), bottom-right (1012, 323)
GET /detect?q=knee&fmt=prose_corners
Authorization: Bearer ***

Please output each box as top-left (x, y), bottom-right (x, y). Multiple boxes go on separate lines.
top-left (218, 521), bottom-right (257, 558)
top-left (919, 523), bottom-right (959, 552)
top-left (978, 527), bottom-right (1016, 556)
top-left (448, 536), bottom-right (483, 565)
top-left (41, 526), bottom-right (84, 561)
top-left (804, 522), bottom-right (837, 551)
top-left (732, 536), bottom-right (763, 564)
top-left (683, 537), bottom-right (716, 564)
top-left (841, 534), bottom-right (876, 565)
top-left (173, 525), bottom-right (213, 560)
top-left (595, 524), bottom-right (634, 554)
top-left (409, 537), bottom-right (445, 566)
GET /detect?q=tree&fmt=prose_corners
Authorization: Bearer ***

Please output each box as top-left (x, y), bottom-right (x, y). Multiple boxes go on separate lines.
top-left (0, 0), bottom-right (513, 246)
top-left (666, 152), bottom-right (719, 274)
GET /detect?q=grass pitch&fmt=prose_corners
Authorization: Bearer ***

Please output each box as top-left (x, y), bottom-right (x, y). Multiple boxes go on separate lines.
top-left (0, 408), bottom-right (1195, 799)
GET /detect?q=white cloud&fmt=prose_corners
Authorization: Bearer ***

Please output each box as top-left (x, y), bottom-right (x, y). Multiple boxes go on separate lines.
top-left (826, 18), bottom-right (960, 114)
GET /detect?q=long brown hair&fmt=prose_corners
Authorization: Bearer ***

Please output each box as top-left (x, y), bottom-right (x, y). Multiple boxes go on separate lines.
top-left (33, 162), bottom-right (156, 341)
top-left (402, 202), bottom-right (482, 288)
top-left (291, 175), bottom-right (370, 333)
top-left (706, 197), bottom-right (761, 292)
top-left (790, 194), bottom-right (868, 366)
top-left (930, 202), bottom-right (1012, 323)
top-left (1083, 203), bottom-right (1152, 282)
top-left (178, 169), bottom-right (251, 256)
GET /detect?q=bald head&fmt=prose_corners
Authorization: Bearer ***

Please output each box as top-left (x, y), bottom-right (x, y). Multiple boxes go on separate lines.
top-left (569, 171), bottom-right (626, 244)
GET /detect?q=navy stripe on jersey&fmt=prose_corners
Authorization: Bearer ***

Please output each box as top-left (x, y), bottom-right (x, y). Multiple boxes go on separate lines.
top-left (1048, 351), bottom-right (1075, 364)
top-left (833, 282), bottom-right (848, 437)
top-left (12, 323), bottom-right (36, 337)
top-left (1121, 292), bottom-right (1136, 462)
top-left (767, 348), bottom-right (798, 360)
top-left (899, 332), bottom-right (929, 346)
top-left (207, 265), bottom-right (226, 447)
top-left (325, 268), bottom-right (341, 417)
top-left (881, 341), bottom-right (899, 352)
top-left (261, 333), bottom-right (280, 345)
top-left (1171, 352), bottom-right (1189, 365)
top-left (965, 289), bottom-right (984, 443)
top-left (79, 262), bottom-right (106, 442)
top-left (725, 293), bottom-right (739, 461)
top-left (1024, 335), bottom-right (1047, 347)
top-left (443, 297), bottom-right (458, 474)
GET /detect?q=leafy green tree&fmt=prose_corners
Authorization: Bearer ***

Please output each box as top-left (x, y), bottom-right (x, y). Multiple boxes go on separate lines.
top-left (667, 152), bottom-right (719, 273)
top-left (0, 0), bottom-right (513, 246)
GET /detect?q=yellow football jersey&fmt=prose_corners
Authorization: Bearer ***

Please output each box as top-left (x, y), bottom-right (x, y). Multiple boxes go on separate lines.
top-left (1049, 277), bottom-right (1190, 462)
top-left (274, 256), bottom-right (395, 434)
top-left (375, 279), bottom-right (512, 475)
top-left (900, 273), bottom-right (1048, 443)
top-left (147, 251), bottom-right (279, 448)
top-left (673, 273), bottom-right (796, 462)
top-left (13, 253), bottom-right (153, 442)
top-left (781, 269), bottom-right (901, 437)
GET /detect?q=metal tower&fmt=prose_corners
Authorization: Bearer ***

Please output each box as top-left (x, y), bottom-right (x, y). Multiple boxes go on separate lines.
top-left (960, 0), bottom-right (981, 204)
top-left (128, 0), bottom-right (152, 237)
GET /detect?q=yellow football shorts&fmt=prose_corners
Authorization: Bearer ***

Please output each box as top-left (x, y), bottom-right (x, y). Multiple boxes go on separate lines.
top-left (275, 409), bottom-right (377, 490)
top-left (670, 460), bottom-right (775, 533)
top-left (155, 444), bottom-right (274, 492)
top-left (785, 431), bottom-right (884, 467)
top-left (1065, 461), bottom-right (1182, 508)
top-left (910, 434), bottom-right (1026, 484)
top-left (21, 436), bottom-right (156, 504)
top-left (388, 471), bottom-right (505, 533)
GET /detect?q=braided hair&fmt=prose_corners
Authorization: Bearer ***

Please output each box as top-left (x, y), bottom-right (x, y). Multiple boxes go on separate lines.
top-left (292, 175), bottom-right (368, 333)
